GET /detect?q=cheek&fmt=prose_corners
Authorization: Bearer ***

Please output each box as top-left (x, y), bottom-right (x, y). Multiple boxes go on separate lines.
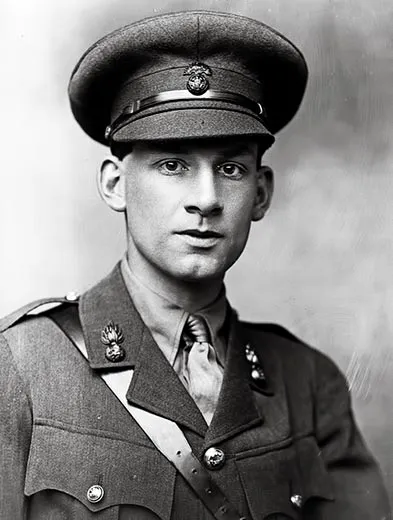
top-left (125, 175), bottom-right (158, 215)
top-left (224, 187), bottom-right (256, 255)
top-left (225, 185), bottom-right (256, 228)
top-left (124, 177), bottom-right (180, 235)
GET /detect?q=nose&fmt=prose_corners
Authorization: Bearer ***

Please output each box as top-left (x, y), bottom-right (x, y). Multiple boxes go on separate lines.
top-left (184, 168), bottom-right (223, 217)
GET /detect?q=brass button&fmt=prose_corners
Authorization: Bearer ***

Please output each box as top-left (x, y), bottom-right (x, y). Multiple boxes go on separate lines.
top-left (87, 484), bottom-right (104, 503)
top-left (65, 291), bottom-right (79, 302)
top-left (203, 447), bottom-right (225, 470)
top-left (290, 494), bottom-right (303, 509)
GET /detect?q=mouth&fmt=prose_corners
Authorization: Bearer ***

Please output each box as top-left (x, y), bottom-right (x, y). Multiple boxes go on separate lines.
top-left (175, 229), bottom-right (224, 249)
top-left (177, 229), bottom-right (224, 238)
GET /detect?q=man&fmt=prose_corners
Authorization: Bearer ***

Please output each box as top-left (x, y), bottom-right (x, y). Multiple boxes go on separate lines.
top-left (0, 10), bottom-right (390, 520)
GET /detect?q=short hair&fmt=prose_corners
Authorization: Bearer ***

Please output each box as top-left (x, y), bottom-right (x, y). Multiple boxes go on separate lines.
top-left (110, 142), bottom-right (133, 160)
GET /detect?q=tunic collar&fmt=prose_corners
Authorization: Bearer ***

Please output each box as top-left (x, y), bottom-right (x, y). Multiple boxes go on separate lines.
top-left (77, 262), bottom-right (274, 435)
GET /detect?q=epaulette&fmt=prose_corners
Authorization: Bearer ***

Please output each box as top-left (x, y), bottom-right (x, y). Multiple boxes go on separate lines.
top-left (0, 292), bottom-right (79, 333)
top-left (242, 321), bottom-right (304, 345)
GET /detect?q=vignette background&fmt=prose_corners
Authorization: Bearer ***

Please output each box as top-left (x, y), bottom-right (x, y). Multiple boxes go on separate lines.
top-left (1, 0), bottom-right (392, 501)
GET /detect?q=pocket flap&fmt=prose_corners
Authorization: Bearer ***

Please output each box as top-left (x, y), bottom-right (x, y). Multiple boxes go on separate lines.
top-left (25, 421), bottom-right (176, 518)
top-left (236, 439), bottom-right (335, 519)
top-left (294, 436), bottom-right (335, 504)
top-left (236, 446), bottom-right (298, 519)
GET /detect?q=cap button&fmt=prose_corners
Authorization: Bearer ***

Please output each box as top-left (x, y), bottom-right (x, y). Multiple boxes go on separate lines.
top-left (87, 484), bottom-right (104, 503)
top-left (65, 291), bottom-right (79, 302)
top-left (104, 125), bottom-right (112, 140)
top-left (203, 447), bottom-right (226, 470)
top-left (290, 493), bottom-right (303, 509)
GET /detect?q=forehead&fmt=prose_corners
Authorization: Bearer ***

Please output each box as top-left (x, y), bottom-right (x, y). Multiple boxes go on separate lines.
top-left (129, 137), bottom-right (260, 158)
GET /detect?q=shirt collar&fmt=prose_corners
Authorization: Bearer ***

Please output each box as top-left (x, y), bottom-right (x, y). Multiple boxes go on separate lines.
top-left (120, 255), bottom-right (228, 366)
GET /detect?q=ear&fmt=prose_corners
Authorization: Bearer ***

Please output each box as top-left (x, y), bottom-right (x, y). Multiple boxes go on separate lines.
top-left (97, 156), bottom-right (126, 212)
top-left (252, 165), bottom-right (274, 221)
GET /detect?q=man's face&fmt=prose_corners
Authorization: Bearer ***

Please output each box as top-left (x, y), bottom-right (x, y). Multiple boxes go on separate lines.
top-left (113, 137), bottom-right (271, 283)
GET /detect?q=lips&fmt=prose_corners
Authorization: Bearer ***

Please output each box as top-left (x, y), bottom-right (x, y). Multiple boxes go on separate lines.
top-left (177, 229), bottom-right (224, 238)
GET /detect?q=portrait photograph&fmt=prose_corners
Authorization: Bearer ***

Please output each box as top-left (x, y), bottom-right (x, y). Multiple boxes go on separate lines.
top-left (0, 0), bottom-right (392, 518)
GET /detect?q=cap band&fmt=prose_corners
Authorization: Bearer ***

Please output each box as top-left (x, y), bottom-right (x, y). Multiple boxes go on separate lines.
top-left (105, 89), bottom-right (264, 140)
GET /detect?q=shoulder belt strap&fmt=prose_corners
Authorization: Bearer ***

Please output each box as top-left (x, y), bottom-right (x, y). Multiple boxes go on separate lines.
top-left (49, 305), bottom-right (246, 520)
top-left (0, 297), bottom-right (75, 333)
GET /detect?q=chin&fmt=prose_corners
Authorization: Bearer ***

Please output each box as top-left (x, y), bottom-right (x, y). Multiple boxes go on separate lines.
top-left (178, 270), bottom-right (223, 284)
top-left (169, 257), bottom-right (228, 283)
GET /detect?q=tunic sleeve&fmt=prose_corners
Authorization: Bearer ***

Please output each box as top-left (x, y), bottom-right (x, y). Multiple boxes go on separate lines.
top-left (0, 333), bottom-right (32, 520)
top-left (310, 351), bottom-right (391, 519)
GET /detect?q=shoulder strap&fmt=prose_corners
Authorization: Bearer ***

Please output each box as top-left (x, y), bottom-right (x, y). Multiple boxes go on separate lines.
top-left (0, 297), bottom-right (76, 332)
top-left (49, 305), bottom-right (246, 520)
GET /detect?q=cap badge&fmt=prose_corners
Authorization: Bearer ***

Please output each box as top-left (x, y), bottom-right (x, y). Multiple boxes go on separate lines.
top-left (101, 321), bottom-right (125, 362)
top-left (184, 63), bottom-right (212, 95)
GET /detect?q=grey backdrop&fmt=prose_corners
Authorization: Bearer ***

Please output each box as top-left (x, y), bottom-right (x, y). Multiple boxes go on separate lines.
top-left (1, 0), bottom-right (392, 504)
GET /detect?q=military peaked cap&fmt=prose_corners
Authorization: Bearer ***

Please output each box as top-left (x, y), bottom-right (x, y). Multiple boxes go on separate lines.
top-left (69, 10), bottom-right (308, 146)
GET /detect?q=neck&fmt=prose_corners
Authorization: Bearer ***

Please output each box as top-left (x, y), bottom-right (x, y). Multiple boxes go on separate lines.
top-left (126, 245), bottom-right (224, 312)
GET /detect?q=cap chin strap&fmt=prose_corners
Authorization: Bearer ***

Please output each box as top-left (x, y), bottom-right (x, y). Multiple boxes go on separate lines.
top-left (49, 305), bottom-right (247, 520)
top-left (105, 89), bottom-right (264, 141)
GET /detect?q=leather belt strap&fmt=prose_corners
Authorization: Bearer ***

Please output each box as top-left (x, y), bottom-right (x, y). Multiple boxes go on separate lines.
top-left (50, 305), bottom-right (246, 520)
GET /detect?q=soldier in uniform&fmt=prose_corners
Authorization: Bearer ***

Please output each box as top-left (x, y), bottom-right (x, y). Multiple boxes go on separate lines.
top-left (0, 10), bottom-right (390, 520)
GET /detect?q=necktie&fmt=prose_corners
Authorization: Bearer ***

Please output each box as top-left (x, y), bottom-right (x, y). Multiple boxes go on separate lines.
top-left (182, 314), bottom-right (223, 425)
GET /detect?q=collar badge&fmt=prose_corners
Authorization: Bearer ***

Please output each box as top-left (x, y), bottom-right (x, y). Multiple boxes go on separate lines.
top-left (101, 321), bottom-right (125, 362)
top-left (184, 62), bottom-right (212, 95)
top-left (245, 343), bottom-right (265, 381)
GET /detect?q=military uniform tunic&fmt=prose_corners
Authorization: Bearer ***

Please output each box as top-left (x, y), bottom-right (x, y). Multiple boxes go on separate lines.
top-left (0, 263), bottom-right (390, 519)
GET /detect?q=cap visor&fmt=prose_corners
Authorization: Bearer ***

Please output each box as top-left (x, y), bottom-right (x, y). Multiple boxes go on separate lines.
top-left (112, 108), bottom-right (274, 147)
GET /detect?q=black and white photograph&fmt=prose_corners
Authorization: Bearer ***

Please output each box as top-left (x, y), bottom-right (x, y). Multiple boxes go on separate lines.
top-left (0, 0), bottom-right (392, 518)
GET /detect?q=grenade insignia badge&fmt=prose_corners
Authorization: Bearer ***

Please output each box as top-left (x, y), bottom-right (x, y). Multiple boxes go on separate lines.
top-left (245, 343), bottom-right (265, 381)
top-left (101, 321), bottom-right (125, 362)
top-left (184, 63), bottom-right (212, 95)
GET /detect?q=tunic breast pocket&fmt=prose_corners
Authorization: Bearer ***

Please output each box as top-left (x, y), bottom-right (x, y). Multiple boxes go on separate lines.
top-left (235, 437), bottom-right (335, 520)
top-left (24, 420), bottom-right (176, 520)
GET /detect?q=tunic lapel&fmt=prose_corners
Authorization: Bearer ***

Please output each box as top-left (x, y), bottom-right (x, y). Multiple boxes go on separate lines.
top-left (204, 311), bottom-right (263, 445)
top-left (79, 264), bottom-right (207, 436)
top-left (127, 326), bottom-right (208, 436)
top-left (78, 264), bottom-right (289, 444)
top-left (204, 311), bottom-right (292, 447)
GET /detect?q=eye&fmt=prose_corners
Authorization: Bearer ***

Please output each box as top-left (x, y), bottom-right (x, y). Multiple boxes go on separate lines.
top-left (157, 160), bottom-right (188, 175)
top-left (216, 162), bottom-right (246, 180)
